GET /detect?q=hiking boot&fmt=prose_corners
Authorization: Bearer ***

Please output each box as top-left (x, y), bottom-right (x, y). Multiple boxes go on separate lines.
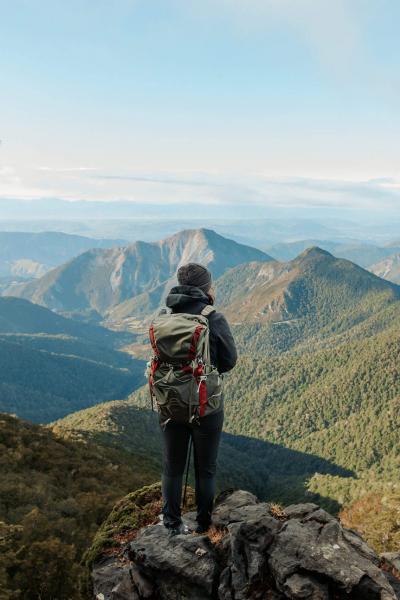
top-left (166, 523), bottom-right (192, 537)
top-left (195, 523), bottom-right (211, 534)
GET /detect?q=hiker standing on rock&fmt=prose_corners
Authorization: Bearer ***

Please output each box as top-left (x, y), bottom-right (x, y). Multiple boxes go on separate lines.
top-left (147, 263), bottom-right (237, 536)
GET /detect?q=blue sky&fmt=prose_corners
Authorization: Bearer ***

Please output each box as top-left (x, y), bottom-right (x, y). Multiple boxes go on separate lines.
top-left (0, 0), bottom-right (399, 213)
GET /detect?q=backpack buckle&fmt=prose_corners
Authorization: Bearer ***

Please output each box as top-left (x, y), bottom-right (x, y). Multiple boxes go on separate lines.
top-left (196, 375), bottom-right (207, 393)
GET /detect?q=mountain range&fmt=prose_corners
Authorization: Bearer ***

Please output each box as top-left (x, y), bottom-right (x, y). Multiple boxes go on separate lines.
top-left (4, 229), bottom-right (400, 422)
top-left (5, 229), bottom-right (272, 323)
top-left (0, 231), bottom-right (126, 279)
top-left (213, 246), bottom-right (400, 355)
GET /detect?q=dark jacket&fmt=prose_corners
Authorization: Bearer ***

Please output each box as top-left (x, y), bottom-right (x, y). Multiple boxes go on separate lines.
top-left (165, 285), bottom-right (237, 375)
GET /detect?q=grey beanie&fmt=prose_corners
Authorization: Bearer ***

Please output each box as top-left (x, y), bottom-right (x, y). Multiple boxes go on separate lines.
top-left (177, 263), bottom-right (212, 293)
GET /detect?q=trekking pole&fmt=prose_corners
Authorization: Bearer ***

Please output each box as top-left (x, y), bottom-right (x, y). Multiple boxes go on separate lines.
top-left (182, 436), bottom-right (193, 508)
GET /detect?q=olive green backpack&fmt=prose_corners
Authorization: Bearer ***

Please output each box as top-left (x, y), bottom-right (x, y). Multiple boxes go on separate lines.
top-left (147, 305), bottom-right (222, 427)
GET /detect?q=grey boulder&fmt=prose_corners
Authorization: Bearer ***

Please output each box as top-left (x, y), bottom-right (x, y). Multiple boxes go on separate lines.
top-left (91, 489), bottom-right (399, 599)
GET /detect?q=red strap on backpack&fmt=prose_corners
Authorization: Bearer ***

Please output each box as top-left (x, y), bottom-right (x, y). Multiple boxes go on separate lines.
top-left (198, 380), bottom-right (207, 417)
top-left (149, 324), bottom-right (160, 357)
top-left (188, 325), bottom-right (204, 361)
top-left (189, 325), bottom-right (208, 417)
top-left (148, 325), bottom-right (160, 411)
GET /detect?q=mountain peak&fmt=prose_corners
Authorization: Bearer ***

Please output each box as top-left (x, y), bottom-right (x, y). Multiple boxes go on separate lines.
top-left (216, 240), bottom-right (400, 337)
top-left (162, 227), bottom-right (232, 244)
top-left (296, 246), bottom-right (334, 260)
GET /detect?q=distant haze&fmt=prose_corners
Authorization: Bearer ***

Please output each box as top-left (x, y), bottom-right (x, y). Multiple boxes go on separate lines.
top-left (1, 196), bottom-right (400, 246)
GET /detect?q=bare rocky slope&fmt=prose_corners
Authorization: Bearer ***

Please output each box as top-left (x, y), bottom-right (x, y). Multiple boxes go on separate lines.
top-left (370, 253), bottom-right (400, 285)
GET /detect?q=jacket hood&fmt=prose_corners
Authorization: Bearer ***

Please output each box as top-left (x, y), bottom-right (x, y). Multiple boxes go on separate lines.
top-left (166, 285), bottom-right (209, 310)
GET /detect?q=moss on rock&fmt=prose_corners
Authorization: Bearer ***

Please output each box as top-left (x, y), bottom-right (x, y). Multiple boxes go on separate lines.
top-left (84, 481), bottom-right (196, 571)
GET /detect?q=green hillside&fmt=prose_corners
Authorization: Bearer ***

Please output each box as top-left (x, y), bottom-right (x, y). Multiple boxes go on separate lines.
top-left (0, 296), bottom-right (129, 346)
top-left (214, 316), bottom-right (400, 521)
top-left (0, 297), bottom-right (144, 423)
top-left (0, 337), bottom-right (145, 423)
top-left (216, 248), bottom-right (400, 353)
top-left (221, 326), bottom-right (400, 471)
top-left (0, 412), bottom-right (159, 600)
top-left (55, 394), bottom-right (352, 510)
top-left (0, 331), bottom-right (136, 370)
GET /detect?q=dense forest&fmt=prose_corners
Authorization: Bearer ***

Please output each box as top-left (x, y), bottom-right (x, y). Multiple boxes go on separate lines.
top-left (0, 413), bottom-right (159, 599)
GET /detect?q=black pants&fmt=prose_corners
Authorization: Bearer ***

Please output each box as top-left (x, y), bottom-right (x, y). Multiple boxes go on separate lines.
top-left (160, 409), bottom-right (224, 529)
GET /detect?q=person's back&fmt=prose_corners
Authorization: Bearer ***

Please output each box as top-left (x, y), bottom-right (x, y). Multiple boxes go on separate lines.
top-left (156, 263), bottom-right (237, 535)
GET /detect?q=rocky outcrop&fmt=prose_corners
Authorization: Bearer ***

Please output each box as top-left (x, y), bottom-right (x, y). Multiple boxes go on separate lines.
top-left (91, 489), bottom-right (399, 599)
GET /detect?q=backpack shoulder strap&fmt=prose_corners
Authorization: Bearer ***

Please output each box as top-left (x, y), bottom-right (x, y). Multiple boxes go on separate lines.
top-left (200, 305), bottom-right (216, 318)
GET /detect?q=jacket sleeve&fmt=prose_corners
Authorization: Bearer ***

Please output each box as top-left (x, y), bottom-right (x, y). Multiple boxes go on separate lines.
top-left (213, 312), bottom-right (238, 374)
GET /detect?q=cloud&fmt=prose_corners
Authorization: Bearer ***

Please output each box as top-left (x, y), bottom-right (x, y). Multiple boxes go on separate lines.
top-left (1, 165), bottom-right (400, 215)
top-left (94, 173), bottom-right (218, 187)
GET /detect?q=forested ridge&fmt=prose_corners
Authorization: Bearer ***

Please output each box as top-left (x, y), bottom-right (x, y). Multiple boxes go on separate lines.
top-left (0, 336), bottom-right (145, 423)
top-left (223, 326), bottom-right (400, 470)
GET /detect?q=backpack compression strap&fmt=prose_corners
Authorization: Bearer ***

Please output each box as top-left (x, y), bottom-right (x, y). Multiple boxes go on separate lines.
top-left (148, 324), bottom-right (160, 412)
top-left (200, 305), bottom-right (216, 317)
top-left (198, 304), bottom-right (215, 416)
top-left (186, 306), bottom-right (214, 362)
